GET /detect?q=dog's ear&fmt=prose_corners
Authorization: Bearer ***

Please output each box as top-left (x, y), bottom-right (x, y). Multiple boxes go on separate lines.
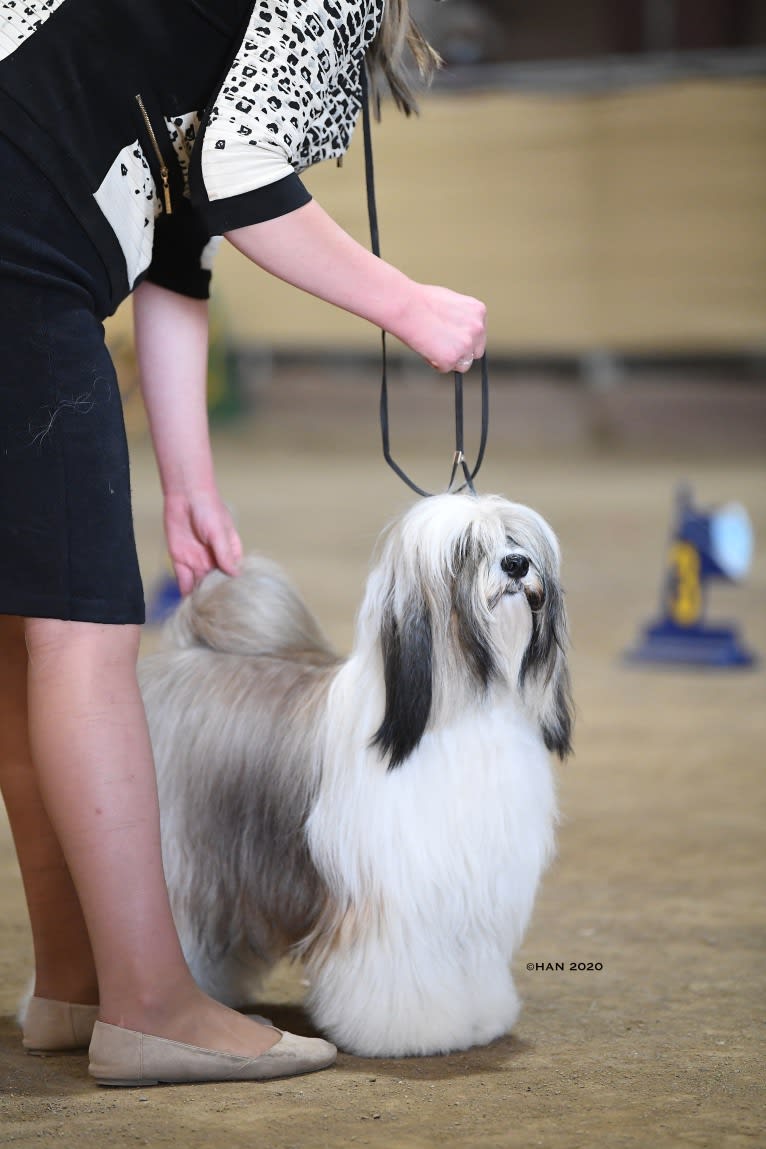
top-left (540, 658), bottom-right (573, 760)
top-left (520, 579), bottom-right (573, 760)
top-left (371, 590), bottom-right (433, 770)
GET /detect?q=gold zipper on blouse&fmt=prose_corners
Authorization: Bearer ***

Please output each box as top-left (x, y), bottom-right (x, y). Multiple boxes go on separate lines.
top-left (135, 93), bottom-right (172, 215)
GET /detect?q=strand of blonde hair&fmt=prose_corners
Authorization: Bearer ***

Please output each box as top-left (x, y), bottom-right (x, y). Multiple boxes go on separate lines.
top-left (367, 0), bottom-right (442, 116)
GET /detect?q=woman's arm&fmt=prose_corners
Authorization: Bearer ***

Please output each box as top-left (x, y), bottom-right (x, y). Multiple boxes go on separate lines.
top-left (132, 197), bottom-right (485, 589)
top-left (226, 199), bottom-right (487, 373)
top-left (132, 280), bottom-right (242, 595)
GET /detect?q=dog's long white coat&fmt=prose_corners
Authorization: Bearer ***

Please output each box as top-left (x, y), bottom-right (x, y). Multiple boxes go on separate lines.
top-left (306, 664), bottom-right (556, 1054)
top-left (142, 493), bottom-right (571, 1057)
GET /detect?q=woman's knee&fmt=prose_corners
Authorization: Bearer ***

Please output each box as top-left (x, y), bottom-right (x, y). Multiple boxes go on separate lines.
top-left (24, 617), bottom-right (142, 672)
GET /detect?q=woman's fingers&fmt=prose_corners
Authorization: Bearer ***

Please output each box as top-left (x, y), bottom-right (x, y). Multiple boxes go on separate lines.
top-left (164, 492), bottom-right (243, 595)
top-left (397, 284), bottom-right (487, 374)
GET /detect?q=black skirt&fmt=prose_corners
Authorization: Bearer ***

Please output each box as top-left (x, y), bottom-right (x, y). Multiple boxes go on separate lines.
top-left (0, 134), bottom-right (144, 624)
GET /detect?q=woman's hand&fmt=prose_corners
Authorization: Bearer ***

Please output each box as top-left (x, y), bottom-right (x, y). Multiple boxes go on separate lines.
top-left (164, 488), bottom-right (242, 596)
top-left (387, 283), bottom-right (487, 375)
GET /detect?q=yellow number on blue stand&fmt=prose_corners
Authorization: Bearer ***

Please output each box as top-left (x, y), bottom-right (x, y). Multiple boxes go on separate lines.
top-left (665, 541), bottom-right (703, 628)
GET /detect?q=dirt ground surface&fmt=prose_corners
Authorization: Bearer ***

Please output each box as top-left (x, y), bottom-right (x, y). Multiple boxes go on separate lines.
top-left (1, 369), bottom-right (764, 1148)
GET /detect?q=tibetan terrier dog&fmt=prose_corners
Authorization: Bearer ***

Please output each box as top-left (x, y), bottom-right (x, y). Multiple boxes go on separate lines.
top-left (140, 492), bottom-right (572, 1057)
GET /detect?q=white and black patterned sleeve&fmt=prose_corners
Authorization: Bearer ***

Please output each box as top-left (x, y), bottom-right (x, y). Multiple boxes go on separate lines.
top-left (191, 0), bottom-right (383, 234)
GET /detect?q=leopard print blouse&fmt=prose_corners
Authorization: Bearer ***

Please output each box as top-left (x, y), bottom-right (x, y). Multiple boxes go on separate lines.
top-left (206, 0), bottom-right (384, 181)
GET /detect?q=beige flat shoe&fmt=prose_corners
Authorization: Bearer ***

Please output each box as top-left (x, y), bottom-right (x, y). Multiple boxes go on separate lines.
top-left (22, 996), bottom-right (100, 1055)
top-left (88, 1020), bottom-right (337, 1087)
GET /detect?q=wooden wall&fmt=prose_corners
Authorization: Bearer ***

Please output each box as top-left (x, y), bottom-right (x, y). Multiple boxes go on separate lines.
top-left (106, 78), bottom-right (766, 357)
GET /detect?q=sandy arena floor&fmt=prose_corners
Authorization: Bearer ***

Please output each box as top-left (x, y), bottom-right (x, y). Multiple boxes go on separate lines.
top-left (1, 370), bottom-right (764, 1148)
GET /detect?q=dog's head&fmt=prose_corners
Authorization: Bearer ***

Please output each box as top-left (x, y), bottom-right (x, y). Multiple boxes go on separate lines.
top-left (359, 493), bottom-right (573, 769)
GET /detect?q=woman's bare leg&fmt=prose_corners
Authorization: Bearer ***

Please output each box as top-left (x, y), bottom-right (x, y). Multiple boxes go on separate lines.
top-left (0, 615), bottom-right (98, 1005)
top-left (22, 616), bottom-right (279, 1056)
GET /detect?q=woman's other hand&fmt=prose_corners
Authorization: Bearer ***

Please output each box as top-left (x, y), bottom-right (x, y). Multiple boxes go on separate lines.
top-left (164, 488), bottom-right (242, 596)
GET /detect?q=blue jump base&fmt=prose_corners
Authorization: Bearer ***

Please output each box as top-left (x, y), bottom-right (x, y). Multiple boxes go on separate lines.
top-left (625, 620), bottom-right (756, 668)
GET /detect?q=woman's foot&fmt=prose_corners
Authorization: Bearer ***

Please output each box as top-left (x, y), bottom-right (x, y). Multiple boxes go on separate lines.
top-left (89, 1021), bottom-right (337, 1087)
top-left (99, 987), bottom-right (287, 1059)
top-left (22, 996), bottom-right (100, 1054)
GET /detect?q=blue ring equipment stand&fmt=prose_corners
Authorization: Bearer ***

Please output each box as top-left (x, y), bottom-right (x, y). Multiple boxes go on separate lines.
top-left (625, 486), bottom-right (757, 668)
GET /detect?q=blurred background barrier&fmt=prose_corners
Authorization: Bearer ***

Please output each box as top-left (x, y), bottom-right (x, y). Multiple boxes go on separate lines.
top-left (106, 76), bottom-right (766, 360)
top-left (105, 0), bottom-right (766, 436)
top-left (105, 76), bottom-right (766, 358)
top-left (223, 76), bottom-right (766, 356)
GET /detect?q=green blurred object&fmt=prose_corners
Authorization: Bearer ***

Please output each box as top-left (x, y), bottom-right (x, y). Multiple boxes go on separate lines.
top-left (206, 301), bottom-right (242, 423)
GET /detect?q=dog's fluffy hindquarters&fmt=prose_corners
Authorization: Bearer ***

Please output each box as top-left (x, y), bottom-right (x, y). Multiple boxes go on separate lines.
top-left (140, 493), bottom-right (572, 1057)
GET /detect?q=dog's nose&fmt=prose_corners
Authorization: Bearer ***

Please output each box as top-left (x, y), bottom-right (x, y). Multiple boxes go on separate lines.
top-left (501, 554), bottom-right (529, 579)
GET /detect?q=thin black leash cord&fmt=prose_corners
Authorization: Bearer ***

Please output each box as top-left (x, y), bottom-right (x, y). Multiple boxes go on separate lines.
top-left (360, 66), bottom-right (489, 498)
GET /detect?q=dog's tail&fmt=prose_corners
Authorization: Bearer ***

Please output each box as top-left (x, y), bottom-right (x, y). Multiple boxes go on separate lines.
top-left (160, 556), bottom-right (337, 662)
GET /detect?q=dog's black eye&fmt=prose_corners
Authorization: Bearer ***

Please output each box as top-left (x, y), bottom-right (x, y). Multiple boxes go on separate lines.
top-left (501, 554), bottom-right (529, 579)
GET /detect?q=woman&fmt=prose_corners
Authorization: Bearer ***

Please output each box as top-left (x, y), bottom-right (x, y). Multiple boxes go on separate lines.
top-left (0, 0), bottom-right (486, 1086)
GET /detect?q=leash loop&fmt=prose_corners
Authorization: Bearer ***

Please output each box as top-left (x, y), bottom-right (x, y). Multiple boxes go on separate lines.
top-left (361, 67), bottom-right (489, 498)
